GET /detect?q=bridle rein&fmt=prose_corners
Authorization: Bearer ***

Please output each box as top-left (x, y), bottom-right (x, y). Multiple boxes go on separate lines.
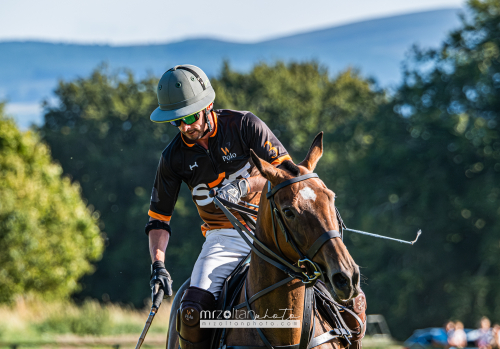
top-left (213, 173), bottom-right (359, 349)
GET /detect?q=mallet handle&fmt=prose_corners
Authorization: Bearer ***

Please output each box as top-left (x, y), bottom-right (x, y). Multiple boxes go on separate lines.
top-left (135, 288), bottom-right (164, 349)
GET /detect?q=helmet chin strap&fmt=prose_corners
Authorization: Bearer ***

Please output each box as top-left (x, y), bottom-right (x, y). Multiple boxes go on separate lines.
top-left (201, 106), bottom-right (213, 138)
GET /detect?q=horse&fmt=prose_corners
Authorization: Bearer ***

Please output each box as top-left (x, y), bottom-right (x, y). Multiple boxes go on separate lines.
top-left (167, 132), bottom-right (362, 349)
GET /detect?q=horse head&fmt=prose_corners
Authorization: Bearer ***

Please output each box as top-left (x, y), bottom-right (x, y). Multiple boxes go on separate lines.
top-left (250, 132), bottom-right (360, 301)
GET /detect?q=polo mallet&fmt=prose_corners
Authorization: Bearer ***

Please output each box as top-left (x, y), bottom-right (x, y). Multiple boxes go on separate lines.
top-left (135, 283), bottom-right (165, 349)
top-left (344, 228), bottom-right (422, 245)
top-left (210, 188), bottom-right (422, 246)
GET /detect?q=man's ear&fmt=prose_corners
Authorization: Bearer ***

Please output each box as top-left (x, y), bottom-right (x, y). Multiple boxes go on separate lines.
top-left (250, 149), bottom-right (287, 186)
top-left (298, 132), bottom-right (323, 172)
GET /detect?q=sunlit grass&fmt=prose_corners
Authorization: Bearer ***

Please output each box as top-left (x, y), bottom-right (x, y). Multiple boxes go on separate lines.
top-left (362, 336), bottom-right (403, 348)
top-left (0, 296), bottom-right (172, 343)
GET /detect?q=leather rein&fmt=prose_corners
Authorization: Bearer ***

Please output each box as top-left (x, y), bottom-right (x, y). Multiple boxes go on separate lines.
top-left (213, 173), bottom-right (360, 349)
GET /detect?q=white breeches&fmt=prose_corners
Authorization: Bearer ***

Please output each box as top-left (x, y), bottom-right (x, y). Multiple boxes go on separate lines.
top-left (190, 228), bottom-right (252, 299)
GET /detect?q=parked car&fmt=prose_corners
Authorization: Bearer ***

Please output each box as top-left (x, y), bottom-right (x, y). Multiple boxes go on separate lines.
top-left (403, 327), bottom-right (478, 349)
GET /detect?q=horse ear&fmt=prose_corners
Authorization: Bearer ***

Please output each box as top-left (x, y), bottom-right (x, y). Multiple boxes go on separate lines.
top-left (250, 149), bottom-right (285, 185)
top-left (298, 132), bottom-right (323, 171)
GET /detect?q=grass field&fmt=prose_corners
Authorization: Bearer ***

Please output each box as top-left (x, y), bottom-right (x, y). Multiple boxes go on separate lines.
top-left (0, 298), bottom-right (402, 349)
top-left (0, 297), bottom-right (172, 343)
top-left (362, 337), bottom-right (403, 349)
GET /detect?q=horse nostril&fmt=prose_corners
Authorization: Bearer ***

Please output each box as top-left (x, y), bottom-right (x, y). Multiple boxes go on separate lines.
top-left (353, 270), bottom-right (360, 287)
top-left (332, 272), bottom-right (349, 289)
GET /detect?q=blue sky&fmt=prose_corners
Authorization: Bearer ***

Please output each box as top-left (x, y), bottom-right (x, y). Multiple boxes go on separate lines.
top-left (0, 0), bottom-right (464, 45)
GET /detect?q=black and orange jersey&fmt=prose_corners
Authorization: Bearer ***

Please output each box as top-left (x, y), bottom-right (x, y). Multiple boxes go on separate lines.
top-left (148, 109), bottom-right (291, 235)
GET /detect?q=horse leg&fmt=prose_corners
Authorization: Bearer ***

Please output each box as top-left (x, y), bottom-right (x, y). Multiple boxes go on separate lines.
top-left (167, 278), bottom-right (191, 349)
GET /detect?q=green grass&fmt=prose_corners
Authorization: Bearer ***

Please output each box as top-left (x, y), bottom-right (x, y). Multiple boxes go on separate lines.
top-left (362, 336), bottom-right (403, 349)
top-left (0, 297), bottom-right (172, 342)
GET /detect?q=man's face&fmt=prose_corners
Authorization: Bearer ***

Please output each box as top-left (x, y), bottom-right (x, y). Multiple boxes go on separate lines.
top-left (178, 110), bottom-right (206, 141)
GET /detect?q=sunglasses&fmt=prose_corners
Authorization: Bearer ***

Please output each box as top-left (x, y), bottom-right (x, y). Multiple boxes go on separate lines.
top-left (169, 110), bottom-right (202, 127)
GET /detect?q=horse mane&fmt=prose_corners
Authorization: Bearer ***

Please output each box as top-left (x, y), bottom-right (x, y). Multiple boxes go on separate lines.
top-left (278, 160), bottom-right (300, 177)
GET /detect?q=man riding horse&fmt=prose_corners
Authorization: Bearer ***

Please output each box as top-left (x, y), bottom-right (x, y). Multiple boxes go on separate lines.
top-left (145, 64), bottom-right (367, 349)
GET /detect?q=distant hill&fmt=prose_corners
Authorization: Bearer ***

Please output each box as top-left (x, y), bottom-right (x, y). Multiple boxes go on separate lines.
top-left (0, 8), bottom-right (461, 128)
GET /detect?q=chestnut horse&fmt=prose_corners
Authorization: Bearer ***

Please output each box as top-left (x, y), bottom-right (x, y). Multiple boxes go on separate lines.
top-left (167, 132), bottom-right (361, 349)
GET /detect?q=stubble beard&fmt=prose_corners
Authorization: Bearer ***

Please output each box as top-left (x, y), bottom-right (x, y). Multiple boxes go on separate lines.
top-left (181, 123), bottom-right (207, 141)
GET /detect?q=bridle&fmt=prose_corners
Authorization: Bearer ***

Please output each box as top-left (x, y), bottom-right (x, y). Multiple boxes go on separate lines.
top-left (213, 172), bottom-right (359, 349)
top-left (214, 172), bottom-right (346, 284)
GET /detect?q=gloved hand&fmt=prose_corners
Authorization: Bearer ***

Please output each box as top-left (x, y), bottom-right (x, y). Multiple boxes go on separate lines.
top-left (150, 260), bottom-right (173, 299)
top-left (216, 179), bottom-right (250, 204)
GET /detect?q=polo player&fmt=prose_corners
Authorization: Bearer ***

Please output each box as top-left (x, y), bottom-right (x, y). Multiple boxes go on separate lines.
top-left (144, 64), bottom-right (366, 349)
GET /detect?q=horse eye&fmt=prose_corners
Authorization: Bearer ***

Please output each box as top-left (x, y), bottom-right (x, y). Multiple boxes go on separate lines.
top-left (283, 208), bottom-right (295, 218)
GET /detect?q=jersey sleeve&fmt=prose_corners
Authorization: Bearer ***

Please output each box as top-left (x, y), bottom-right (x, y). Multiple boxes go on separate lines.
top-left (242, 113), bottom-right (291, 165)
top-left (148, 153), bottom-right (182, 222)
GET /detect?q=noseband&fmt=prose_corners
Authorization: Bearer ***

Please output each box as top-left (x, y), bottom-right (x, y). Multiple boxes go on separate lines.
top-left (266, 173), bottom-right (345, 283)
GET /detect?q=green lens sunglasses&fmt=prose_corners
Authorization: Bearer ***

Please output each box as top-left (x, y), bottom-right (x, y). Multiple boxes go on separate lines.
top-left (169, 110), bottom-right (202, 127)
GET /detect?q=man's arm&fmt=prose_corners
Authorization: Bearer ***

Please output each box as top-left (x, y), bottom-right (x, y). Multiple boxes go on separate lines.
top-left (148, 217), bottom-right (170, 263)
top-left (148, 153), bottom-right (181, 263)
top-left (148, 218), bottom-right (174, 297)
top-left (147, 153), bottom-right (178, 298)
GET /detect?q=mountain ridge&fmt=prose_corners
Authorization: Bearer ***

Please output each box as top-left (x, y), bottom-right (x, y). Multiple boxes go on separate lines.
top-left (0, 8), bottom-right (462, 128)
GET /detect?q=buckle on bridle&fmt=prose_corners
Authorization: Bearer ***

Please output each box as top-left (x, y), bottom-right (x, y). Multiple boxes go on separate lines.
top-left (298, 258), bottom-right (322, 284)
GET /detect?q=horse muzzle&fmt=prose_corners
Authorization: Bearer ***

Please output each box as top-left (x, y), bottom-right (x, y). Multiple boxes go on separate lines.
top-left (328, 265), bottom-right (360, 301)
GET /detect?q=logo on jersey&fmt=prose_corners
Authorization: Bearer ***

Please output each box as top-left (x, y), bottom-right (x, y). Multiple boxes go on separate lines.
top-left (221, 147), bottom-right (237, 162)
top-left (264, 141), bottom-right (278, 158)
top-left (189, 162), bottom-right (198, 171)
top-left (191, 162), bottom-right (251, 206)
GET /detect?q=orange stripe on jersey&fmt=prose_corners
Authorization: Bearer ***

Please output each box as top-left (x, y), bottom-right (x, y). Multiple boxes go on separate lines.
top-left (201, 224), bottom-right (210, 237)
top-left (272, 154), bottom-right (292, 166)
top-left (148, 210), bottom-right (171, 222)
top-left (181, 133), bottom-right (195, 147)
top-left (208, 172), bottom-right (226, 188)
top-left (201, 221), bottom-right (249, 237)
top-left (210, 111), bottom-right (218, 138)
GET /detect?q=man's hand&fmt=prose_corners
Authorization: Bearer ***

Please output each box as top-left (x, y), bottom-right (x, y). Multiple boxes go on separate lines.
top-left (150, 261), bottom-right (173, 298)
top-left (216, 179), bottom-right (249, 204)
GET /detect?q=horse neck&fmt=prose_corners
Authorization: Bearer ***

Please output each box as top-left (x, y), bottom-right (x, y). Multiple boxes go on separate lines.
top-left (249, 184), bottom-right (295, 291)
top-left (244, 193), bottom-right (306, 343)
top-left (246, 251), bottom-right (306, 343)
